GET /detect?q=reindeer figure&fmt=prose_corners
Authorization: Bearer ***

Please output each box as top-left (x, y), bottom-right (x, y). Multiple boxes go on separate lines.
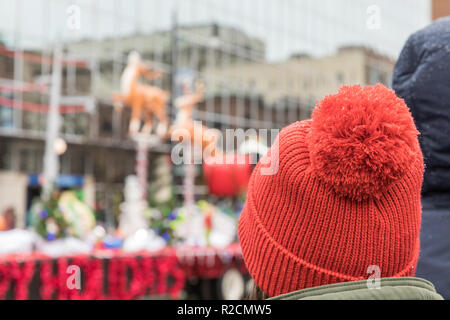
top-left (112, 51), bottom-right (169, 137)
top-left (171, 81), bottom-right (221, 157)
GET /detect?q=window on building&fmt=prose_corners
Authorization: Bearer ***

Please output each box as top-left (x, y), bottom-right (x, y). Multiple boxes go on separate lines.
top-left (336, 72), bottom-right (345, 84)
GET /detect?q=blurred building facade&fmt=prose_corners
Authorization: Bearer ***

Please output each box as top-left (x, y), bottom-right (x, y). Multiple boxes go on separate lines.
top-left (66, 24), bottom-right (266, 100)
top-left (432, 0), bottom-right (450, 20)
top-left (205, 45), bottom-right (394, 110)
top-left (0, 24), bottom-right (276, 227)
top-left (0, 0), bottom-right (420, 228)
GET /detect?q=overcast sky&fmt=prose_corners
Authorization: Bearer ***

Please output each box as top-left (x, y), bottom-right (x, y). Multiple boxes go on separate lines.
top-left (0, 0), bottom-right (431, 61)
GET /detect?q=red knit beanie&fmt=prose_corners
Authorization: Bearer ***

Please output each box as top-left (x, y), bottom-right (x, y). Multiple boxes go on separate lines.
top-left (238, 84), bottom-right (424, 297)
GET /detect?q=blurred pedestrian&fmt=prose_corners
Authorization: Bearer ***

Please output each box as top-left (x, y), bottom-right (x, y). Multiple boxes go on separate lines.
top-left (239, 84), bottom-right (442, 300)
top-left (393, 17), bottom-right (450, 299)
top-left (0, 206), bottom-right (16, 231)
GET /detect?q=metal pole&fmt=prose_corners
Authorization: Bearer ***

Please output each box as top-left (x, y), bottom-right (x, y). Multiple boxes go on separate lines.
top-left (184, 145), bottom-right (195, 213)
top-left (13, 0), bottom-right (23, 132)
top-left (170, 9), bottom-right (178, 120)
top-left (135, 138), bottom-right (149, 200)
top-left (42, 43), bottom-right (63, 199)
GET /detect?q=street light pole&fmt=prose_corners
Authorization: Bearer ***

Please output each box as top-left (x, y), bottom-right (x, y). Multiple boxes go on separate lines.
top-left (170, 8), bottom-right (179, 119)
top-left (170, 10), bottom-right (194, 214)
top-left (42, 43), bottom-right (63, 199)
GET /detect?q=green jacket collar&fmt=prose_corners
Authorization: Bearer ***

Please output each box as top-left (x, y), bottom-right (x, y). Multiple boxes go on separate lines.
top-left (269, 277), bottom-right (443, 300)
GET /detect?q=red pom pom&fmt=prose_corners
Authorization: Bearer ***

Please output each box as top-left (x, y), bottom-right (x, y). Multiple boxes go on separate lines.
top-left (308, 84), bottom-right (420, 200)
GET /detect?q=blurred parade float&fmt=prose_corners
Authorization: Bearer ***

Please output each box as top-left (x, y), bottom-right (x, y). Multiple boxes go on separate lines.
top-left (0, 50), bottom-right (262, 299)
top-left (0, 50), bottom-right (254, 255)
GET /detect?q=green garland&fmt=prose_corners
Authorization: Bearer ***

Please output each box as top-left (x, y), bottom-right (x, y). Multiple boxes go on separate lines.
top-left (31, 190), bottom-right (70, 240)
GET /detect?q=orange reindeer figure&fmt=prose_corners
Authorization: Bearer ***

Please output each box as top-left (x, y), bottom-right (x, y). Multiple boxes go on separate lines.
top-left (112, 51), bottom-right (169, 137)
top-left (171, 81), bottom-right (221, 157)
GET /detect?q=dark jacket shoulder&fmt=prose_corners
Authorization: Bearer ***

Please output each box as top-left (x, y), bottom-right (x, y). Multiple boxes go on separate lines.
top-left (392, 17), bottom-right (450, 195)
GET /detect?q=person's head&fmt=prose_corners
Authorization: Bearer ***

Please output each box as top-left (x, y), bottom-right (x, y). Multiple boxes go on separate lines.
top-left (1, 207), bottom-right (16, 230)
top-left (239, 84), bottom-right (424, 298)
